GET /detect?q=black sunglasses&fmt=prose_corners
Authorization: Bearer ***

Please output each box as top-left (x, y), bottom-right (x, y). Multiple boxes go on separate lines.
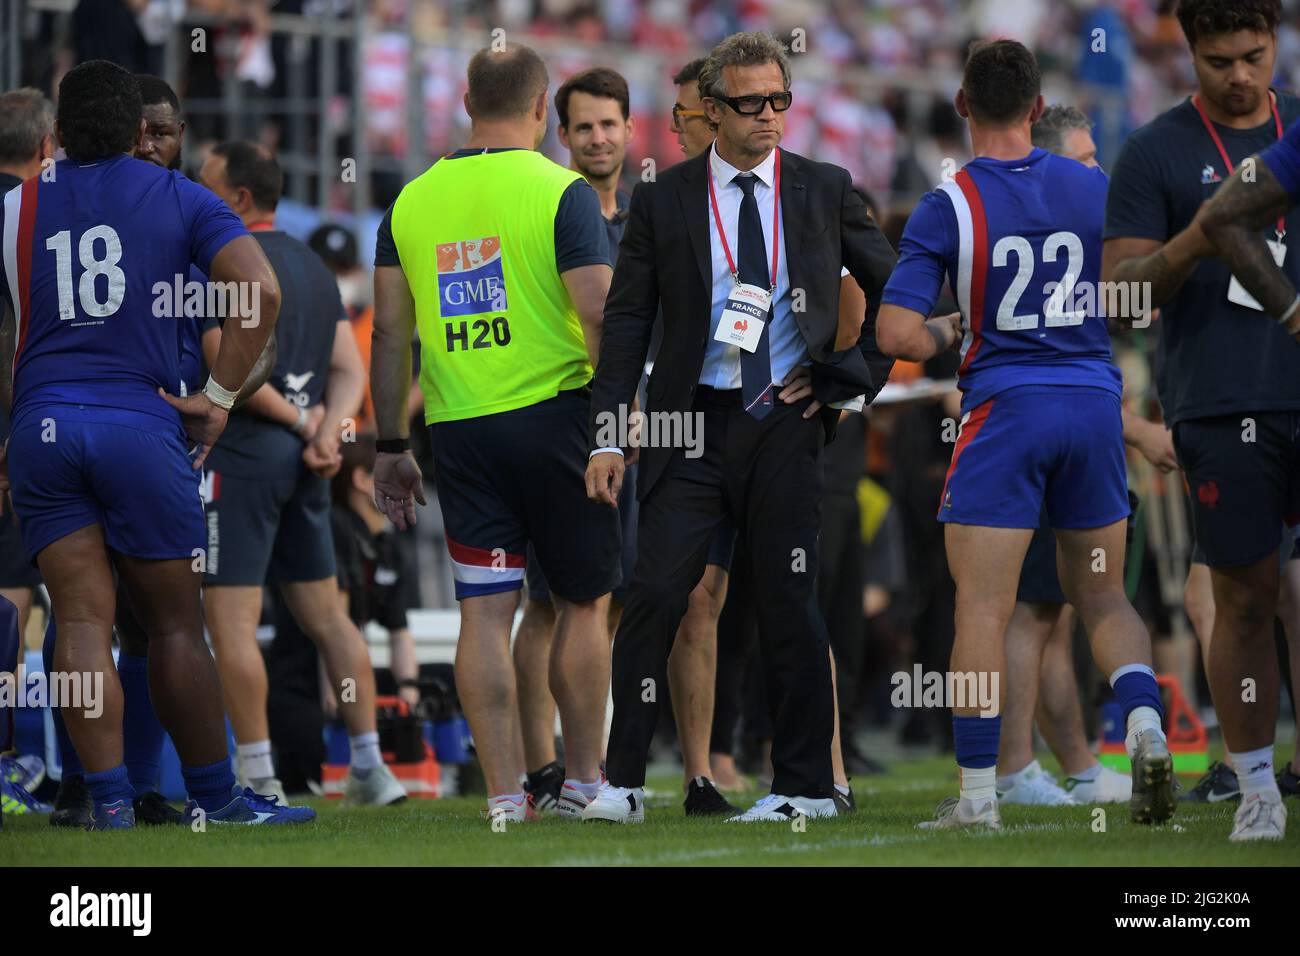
top-left (711, 91), bottom-right (793, 116)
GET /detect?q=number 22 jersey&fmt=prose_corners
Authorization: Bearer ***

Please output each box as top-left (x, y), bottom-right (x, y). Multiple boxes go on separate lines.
top-left (881, 147), bottom-right (1121, 415)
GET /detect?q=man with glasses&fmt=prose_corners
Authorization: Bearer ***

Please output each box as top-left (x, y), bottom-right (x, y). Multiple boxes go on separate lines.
top-left (670, 60), bottom-right (715, 159)
top-left (583, 32), bottom-right (896, 823)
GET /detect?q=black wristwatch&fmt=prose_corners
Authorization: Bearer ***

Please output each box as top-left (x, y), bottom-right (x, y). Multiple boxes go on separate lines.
top-left (376, 437), bottom-right (411, 454)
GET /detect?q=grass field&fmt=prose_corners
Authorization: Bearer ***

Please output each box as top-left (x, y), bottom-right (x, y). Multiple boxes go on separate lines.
top-left (2, 742), bottom-right (1296, 866)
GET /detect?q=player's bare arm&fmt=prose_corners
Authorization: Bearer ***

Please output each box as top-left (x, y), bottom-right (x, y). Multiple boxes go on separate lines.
top-left (161, 235), bottom-right (281, 466)
top-left (1121, 409), bottom-right (1178, 473)
top-left (370, 263), bottom-right (426, 529)
top-left (875, 303), bottom-right (962, 362)
top-left (200, 326), bottom-right (280, 412)
top-left (561, 262), bottom-right (612, 369)
top-left (302, 318), bottom-right (366, 478)
top-left (1102, 235), bottom-right (1207, 316)
top-left (202, 235), bottom-right (281, 392)
top-left (1197, 159), bottom-right (1299, 321)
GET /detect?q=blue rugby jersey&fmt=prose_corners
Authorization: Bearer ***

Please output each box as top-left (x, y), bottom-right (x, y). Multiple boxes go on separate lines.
top-left (0, 154), bottom-right (246, 426)
top-left (882, 148), bottom-right (1121, 414)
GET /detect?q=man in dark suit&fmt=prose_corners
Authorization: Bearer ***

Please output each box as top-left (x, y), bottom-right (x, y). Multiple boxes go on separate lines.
top-left (582, 31), bottom-right (897, 822)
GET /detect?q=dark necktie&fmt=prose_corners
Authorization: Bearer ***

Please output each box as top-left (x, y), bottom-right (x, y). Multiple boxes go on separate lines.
top-left (735, 173), bottom-right (773, 419)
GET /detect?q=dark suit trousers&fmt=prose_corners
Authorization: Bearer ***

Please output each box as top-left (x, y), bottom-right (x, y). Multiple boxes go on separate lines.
top-left (606, 386), bottom-right (835, 798)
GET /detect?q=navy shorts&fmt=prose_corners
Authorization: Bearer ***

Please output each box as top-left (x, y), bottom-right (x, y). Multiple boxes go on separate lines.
top-left (200, 464), bottom-right (337, 586)
top-left (8, 404), bottom-right (204, 562)
top-left (0, 512), bottom-right (41, 588)
top-left (1175, 411), bottom-right (1300, 568)
top-left (431, 389), bottom-right (620, 602)
top-left (939, 386), bottom-right (1129, 530)
top-left (528, 462), bottom-right (638, 603)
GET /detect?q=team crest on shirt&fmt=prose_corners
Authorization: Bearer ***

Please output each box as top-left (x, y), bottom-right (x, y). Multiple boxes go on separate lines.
top-left (436, 237), bottom-right (507, 317)
top-left (1200, 164), bottom-right (1221, 184)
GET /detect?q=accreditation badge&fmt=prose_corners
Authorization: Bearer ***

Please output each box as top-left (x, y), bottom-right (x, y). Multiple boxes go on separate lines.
top-left (714, 282), bottom-right (771, 352)
top-left (1227, 238), bottom-right (1287, 312)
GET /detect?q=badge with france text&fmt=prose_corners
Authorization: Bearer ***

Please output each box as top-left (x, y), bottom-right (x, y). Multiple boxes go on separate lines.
top-left (714, 282), bottom-right (770, 352)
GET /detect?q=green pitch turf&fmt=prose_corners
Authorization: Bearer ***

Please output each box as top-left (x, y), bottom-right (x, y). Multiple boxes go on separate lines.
top-left (2, 744), bottom-right (1295, 866)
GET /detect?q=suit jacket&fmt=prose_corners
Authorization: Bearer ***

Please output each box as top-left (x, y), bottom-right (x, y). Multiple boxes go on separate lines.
top-left (588, 146), bottom-right (898, 500)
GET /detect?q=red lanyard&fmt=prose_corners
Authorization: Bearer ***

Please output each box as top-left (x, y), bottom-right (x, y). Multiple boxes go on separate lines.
top-left (707, 148), bottom-right (781, 290)
top-left (248, 221), bottom-right (276, 232)
top-left (1193, 90), bottom-right (1286, 239)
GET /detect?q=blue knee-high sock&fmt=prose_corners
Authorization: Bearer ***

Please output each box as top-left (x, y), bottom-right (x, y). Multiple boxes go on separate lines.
top-left (0, 596), bottom-right (19, 751)
top-left (182, 758), bottom-right (236, 813)
top-left (118, 653), bottom-right (164, 796)
top-left (1112, 665), bottom-right (1165, 723)
top-left (84, 764), bottom-right (133, 807)
top-left (42, 612), bottom-right (83, 778)
top-left (952, 715), bottom-right (1002, 769)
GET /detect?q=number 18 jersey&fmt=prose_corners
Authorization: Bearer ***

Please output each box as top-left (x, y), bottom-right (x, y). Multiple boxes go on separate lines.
top-left (0, 154), bottom-right (246, 428)
top-left (881, 147), bottom-right (1121, 415)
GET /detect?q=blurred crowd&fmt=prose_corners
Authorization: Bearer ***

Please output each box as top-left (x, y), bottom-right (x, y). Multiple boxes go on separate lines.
top-left (13, 0), bottom-right (1300, 209)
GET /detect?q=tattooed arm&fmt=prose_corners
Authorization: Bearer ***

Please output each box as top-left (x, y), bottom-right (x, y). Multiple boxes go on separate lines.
top-left (1102, 136), bottom-right (1210, 317)
top-left (1196, 159), bottom-right (1298, 321)
top-left (1102, 230), bottom-right (1213, 318)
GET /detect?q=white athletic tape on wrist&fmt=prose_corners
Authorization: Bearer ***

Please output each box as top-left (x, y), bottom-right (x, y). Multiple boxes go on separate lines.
top-left (203, 376), bottom-right (239, 410)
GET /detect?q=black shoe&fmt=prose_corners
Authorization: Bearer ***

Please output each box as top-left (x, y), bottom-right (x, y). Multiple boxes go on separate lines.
top-left (134, 790), bottom-right (185, 825)
top-left (833, 785), bottom-right (857, 814)
top-left (524, 761), bottom-right (564, 814)
top-left (1178, 760), bottom-right (1240, 804)
top-left (1277, 762), bottom-right (1300, 799)
top-left (684, 777), bottom-right (737, 817)
top-left (50, 774), bottom-right (94, 828)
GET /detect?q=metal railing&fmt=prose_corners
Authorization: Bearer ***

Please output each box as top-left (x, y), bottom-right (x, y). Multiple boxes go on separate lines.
top-left (1, 0), bottom-right (1082, 217)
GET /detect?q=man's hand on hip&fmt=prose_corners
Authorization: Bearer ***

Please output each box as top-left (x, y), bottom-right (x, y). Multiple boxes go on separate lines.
top-left (159, 389), bottom-right (229, 469)
top-left (777, 366), bottom-right (822, 419)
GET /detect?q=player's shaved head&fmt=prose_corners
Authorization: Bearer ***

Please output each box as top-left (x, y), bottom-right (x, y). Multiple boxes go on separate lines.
top-left (135, 74), bottom-right (185, 171)
top-left (960, 40), bottom-right (1041, 127)
top-left (136, 74), bottom-right (180, 113)
top-left (57, 59), bottom-right (143, 162)
top-left (465, 43), bottom-right (549, 121)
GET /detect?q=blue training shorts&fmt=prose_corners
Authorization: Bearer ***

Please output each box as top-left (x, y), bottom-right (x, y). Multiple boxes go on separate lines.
top-left (8, 403), bottom-right (205, 563)
top-left (938, 385), bottom-right (1129, 531)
